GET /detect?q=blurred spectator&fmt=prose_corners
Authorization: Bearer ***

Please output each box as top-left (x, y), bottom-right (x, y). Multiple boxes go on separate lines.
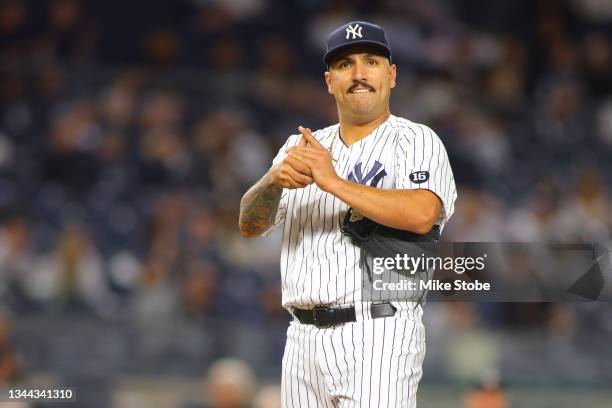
top-left (42, 100), bottom-right (101, 193)
top-left (596, 98), bottom-right (612, 146)
top-left (22, 224), bottom-right (114, 315)
top-left (259, 281), bottom-right (285, 321)
top-left (443, 189), bottom-right (506, 241)
top-left (209, 37), bottom-right (244, 72)
top-left (201, 358), bottom-right (256, 408)
top-left (0, 215), bottom-right (33, 304)
top-left (139, 92), bottom-right (184, 131)
top-left (191, 108), bottom-right (271, 196)
top-left (506, 176), bottom-right (565, 241)
top-left (0, 0), bottom-right (28, 57)
top-left (98, 81), bottom-right (138, 132)
top-left (581, 32), bottom-right (612, 99)
top-left (454, 108), bottom-right (511, 175)
top-left (532, 77), bottom-right (593, 174)
top-left (444, 303), bottom-right (501, 383)
top-left (463, 370), bottom-right (507, 408)
top-left (144, 30), bottom-right (180, 66)
top-left (41, 0), bottom-right (98, 60)
top-left (0, 311), bottom-right (20, 385)
top-left (556, 169), bottom-right (612, 241)
top-left (130, 256), bottom-right (177, 356)
top-left (463, 385), bottom-right (507, 408)
top-left (183, 205), bottom-right (220, 261)
top-left (572, 0), bottom-right (612, 23)
top-left (181, 261), bottom-right (219, 320)
top-left (253, 384), bottom-right (281, 408)
top-left (138, 127), bottom-right (191, 186)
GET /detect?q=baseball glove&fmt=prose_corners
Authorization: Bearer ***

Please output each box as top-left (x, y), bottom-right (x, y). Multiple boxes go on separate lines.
top-left (340, 207), bottom-right (440, 282)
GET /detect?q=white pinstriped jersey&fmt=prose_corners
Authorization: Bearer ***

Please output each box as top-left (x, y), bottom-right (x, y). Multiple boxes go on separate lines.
top-left (271, 114), bottom-right (457, 310)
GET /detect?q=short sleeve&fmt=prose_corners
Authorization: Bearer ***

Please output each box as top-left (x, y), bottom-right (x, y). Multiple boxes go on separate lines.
top-left (395, 125), bottom-right (457, 226)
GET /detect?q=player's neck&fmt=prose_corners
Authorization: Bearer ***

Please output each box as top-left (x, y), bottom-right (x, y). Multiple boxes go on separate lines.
top-left (338, 109), bottom-right (390, 146)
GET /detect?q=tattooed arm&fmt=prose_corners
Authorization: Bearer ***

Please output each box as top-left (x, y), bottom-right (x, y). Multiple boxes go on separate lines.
top-left (239, 173), bottom-right (283, 237)
top-left (239, 150), bottom-right (314, 237)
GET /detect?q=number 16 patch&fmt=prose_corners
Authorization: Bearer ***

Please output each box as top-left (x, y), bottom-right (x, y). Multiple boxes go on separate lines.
top-left (409, 171), bottom-right (429, 183)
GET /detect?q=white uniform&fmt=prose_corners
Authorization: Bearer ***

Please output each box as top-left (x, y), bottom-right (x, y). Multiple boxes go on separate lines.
top-left (270, 114), bottom-right (457, 407)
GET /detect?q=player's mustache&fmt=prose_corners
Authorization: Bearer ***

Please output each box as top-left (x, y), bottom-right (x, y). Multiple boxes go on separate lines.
top-left (347, 81), bottom-right (375, 93)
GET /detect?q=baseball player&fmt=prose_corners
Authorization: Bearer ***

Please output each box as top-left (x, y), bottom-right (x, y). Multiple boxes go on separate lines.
top-left (239, 21), bottom-right (456, 407)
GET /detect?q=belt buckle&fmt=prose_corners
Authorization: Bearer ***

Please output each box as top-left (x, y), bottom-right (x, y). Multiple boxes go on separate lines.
top-left (312, 307), bottom-right (332, 328)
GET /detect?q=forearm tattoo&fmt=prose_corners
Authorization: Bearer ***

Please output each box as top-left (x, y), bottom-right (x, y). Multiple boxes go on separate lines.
top-left (239, 177), bottom-right (282, 236)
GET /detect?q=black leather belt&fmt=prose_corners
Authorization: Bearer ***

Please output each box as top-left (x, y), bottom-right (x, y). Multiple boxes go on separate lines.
top-left (291, 302), bottom-right (397, 328)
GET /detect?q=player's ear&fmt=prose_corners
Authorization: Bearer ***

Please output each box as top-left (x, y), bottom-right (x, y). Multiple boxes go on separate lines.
top-left (324, 71), bottom-right (334, 94)
top-left (389, 63), bottom-right (397, 89)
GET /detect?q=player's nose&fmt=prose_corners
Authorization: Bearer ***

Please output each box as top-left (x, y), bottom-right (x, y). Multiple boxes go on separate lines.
top-left (351, 60), bottom-right (368, 82)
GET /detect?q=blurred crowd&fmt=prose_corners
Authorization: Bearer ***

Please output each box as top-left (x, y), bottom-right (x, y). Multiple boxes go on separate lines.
top-left (1, 0), bottom-right (612, 406)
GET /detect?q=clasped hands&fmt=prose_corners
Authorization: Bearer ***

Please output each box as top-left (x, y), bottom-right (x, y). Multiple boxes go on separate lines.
top-left (269, 126), bottom-right (340, 192)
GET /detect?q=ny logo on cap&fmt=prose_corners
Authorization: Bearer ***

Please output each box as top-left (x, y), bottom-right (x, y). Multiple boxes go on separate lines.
top-left (345, 24), bottom-right (363, 40)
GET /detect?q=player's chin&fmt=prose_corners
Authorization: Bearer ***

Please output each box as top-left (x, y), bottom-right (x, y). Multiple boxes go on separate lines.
top-left (349, 100), bottom-right (377, 116)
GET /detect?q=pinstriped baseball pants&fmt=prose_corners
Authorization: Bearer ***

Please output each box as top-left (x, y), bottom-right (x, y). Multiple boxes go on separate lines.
top-left (281, 311), bottom-right (425, 407)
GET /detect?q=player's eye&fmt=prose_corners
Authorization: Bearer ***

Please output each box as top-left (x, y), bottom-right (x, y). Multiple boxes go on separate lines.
top-left (367, 59), bottom-right (378, 66)
top-left (339, 61), bottom-right (351, 68)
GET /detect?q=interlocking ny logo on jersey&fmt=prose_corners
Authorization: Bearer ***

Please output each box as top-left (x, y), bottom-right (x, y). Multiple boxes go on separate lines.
top-left (345, 24), bottom-right (363, 39)
top-left (348, 160), bottom-right (387, 187)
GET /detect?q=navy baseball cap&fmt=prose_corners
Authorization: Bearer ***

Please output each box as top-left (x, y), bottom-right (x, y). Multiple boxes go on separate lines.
top-left (324, 21), bottom-right (392, 67)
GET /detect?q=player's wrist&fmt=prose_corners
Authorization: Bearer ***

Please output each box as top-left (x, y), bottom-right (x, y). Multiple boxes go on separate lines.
top-left (266, 165), bottom-right (282, 185)
top-left (319, 174), bottom-right (343, 193)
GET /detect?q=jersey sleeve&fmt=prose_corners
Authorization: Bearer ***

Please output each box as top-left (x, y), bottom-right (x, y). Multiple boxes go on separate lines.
top-left (395, 125), bottom-right (457, 226)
